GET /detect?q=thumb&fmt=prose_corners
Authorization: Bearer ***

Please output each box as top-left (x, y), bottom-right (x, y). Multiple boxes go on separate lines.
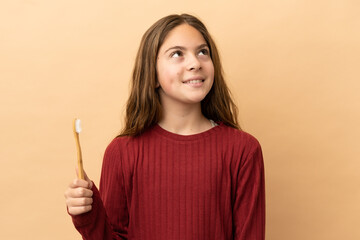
top-left (75, 167), bottom-right (93, 189)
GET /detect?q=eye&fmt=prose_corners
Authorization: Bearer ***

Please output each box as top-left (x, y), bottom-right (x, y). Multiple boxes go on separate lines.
top-left (198, 48), bottom-right (209, 56)
top-left (170, 50), bottom-right (183, 58)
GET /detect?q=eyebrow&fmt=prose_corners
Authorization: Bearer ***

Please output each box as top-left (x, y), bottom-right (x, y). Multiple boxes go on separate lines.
top-left (164, 43), bottom-right (209, 54)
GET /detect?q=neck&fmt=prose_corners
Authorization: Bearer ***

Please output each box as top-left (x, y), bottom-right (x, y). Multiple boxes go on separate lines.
top-left (158, 102), bottom-right (212, 135)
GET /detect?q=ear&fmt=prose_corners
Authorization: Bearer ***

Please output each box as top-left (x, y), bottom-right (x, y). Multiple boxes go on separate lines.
top-left (155, 81), bottom-right (160, 88)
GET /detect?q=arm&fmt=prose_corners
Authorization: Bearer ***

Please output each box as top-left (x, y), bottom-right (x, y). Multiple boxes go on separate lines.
top-left (233, 142), bottom-right (266, 240)
top-left (70, 138), bottom-right (129, 239)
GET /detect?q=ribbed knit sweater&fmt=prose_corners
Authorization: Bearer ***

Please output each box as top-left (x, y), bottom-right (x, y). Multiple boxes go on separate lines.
top-left (71, 122), bottom-right (265, 239)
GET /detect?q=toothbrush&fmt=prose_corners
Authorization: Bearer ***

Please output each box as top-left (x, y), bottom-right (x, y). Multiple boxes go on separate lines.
top-left (73, 118), bottom-right (84, 180)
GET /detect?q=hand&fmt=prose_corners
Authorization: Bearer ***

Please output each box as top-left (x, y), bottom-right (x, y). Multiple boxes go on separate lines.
top-left (64, 168), bottom-right (94, 215)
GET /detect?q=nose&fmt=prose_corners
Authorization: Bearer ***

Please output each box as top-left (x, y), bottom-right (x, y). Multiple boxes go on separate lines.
top-left (186, 54), bottom-right (201, 71)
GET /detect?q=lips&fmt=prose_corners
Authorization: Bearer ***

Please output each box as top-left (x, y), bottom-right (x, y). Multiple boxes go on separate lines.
top-left (182, 76), bottom-right (205, 84)
top-left (184, 79), bottom-right (204, 84)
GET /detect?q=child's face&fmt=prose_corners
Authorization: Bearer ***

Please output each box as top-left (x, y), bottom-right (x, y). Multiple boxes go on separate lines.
top-left (156, 24), bottom-right (214, 107)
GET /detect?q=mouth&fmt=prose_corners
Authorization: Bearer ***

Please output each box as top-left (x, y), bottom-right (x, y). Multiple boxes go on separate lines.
top-left (182, 76), bottom-right (205, 84)
top-left (183, 79), bottom-right (205, 84)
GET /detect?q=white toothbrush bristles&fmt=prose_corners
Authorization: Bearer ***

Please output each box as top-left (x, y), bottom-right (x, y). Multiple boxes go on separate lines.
top-left (75, 119), bottom-right (82, 133)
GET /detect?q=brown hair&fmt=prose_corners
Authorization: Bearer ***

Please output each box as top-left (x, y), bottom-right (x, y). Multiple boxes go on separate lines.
top-left (119, 14), bottom-right (240, 137)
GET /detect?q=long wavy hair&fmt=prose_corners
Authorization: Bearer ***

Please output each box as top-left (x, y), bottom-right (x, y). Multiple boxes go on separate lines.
top-left (119, 14), bottom-right (240, 137)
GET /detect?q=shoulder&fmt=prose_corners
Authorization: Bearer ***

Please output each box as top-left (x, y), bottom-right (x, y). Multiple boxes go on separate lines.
top-left (217, 124), bottom-right (264, 172)
top-left (103, 136), bottom-right (131, 158)
top-left (218, 123), bottom-right (261, 150)
top-left (216, 123), bottom-right (263, 166)
top-left (104, 133), bottom-right (150, 156)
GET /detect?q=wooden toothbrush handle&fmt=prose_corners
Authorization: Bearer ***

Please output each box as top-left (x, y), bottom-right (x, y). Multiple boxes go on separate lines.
top-left (74, 133), bottom-right (84, 180)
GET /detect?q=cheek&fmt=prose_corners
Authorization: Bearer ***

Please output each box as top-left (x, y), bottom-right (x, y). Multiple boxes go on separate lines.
top-left (156, 61), bottom-right (167, 83)
top-left (157, 69), bottom-right (170, 84)
top-left (156, 69), bottom-right (175, 91)
top-left (158, 66), bottom-right (181, 82)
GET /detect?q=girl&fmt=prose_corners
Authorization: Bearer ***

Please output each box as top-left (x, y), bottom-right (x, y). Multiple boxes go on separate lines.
top-left (65, 14), bottom-right (265, 240)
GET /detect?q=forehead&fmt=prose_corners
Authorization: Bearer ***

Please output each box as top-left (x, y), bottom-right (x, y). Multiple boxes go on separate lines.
top-left (160, 24), bottom-right (207, 49)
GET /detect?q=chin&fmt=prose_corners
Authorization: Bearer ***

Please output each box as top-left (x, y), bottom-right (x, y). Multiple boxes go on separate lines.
top-left (185, 95), bottom-right (208, 104)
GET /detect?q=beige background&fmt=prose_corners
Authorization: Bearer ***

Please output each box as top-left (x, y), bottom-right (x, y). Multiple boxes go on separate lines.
top-left (1, 0), bottom-right (359, 239)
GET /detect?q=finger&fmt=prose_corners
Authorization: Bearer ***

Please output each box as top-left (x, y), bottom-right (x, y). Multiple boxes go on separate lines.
top-left (75, 166), bottom-right (83, 179)
top-left (69, 178), bottom-right (91, 189)
top-left (66, 187), bottom-right (93, 198)
top-left (83, 170), bottom-right (91, 183)
top-left (68, 205), bottom-right (92, 215)
top-left (66, 197), bottom-right (93, 207)
top-left (75, 167), bottom-right (92, 188)
top-left (82, 170), bottom-right (93, 189)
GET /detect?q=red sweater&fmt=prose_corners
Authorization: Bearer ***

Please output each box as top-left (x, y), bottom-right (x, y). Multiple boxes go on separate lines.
top-left (71, 122), bottom-right (265, 239)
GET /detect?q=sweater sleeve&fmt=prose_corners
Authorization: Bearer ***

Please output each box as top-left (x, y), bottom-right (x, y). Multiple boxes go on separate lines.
top-left (71, 138), bottom-right (129, 239)
top-left (232, 139), bottom-right (266, 240)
